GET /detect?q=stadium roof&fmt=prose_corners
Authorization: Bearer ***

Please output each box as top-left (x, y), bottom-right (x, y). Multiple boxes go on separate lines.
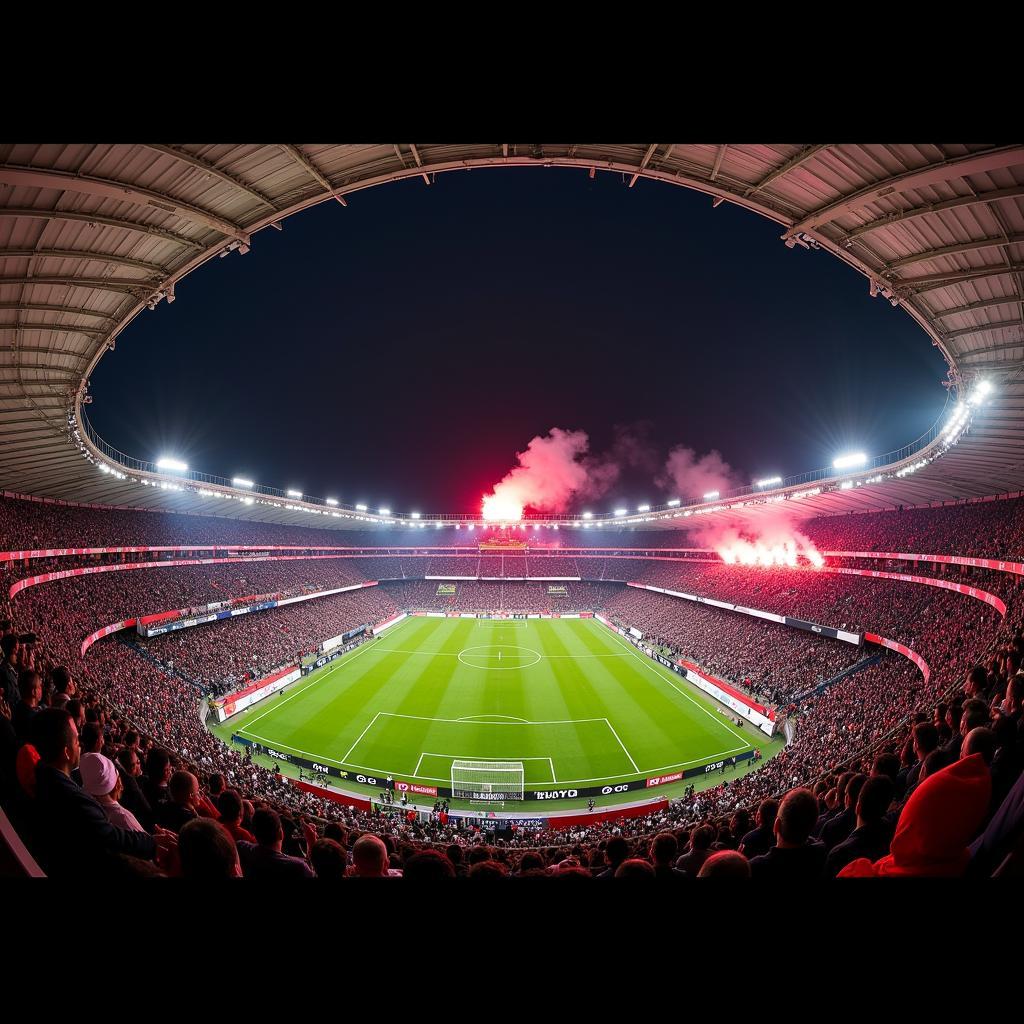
top-left (2, 143), bottom-right (1023, 530)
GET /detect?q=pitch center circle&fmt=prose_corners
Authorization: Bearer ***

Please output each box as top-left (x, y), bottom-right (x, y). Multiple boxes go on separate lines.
top-left (457, 644), bottom-right (542, 670)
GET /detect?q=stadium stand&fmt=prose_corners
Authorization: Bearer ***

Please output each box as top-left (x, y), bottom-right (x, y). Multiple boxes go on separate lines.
top-left (3, 490), bottom-right (1024, 877)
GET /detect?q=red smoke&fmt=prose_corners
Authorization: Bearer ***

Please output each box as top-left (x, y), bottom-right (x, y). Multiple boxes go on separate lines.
top-left (657, 445), bottom-right (740, 502)
top-left (481, 425), bottom-right (654, 519)
top-left (698, 522), bottom-right (825, 568)
top-left (482, 428), bottom-right (595, 519)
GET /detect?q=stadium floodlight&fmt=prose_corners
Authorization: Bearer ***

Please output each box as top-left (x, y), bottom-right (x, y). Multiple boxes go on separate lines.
top-left (667, 499), bottom-right (681, 507)
top-left (582, 511), bottom-right (592, 519)
top-left (232, 477), bottom-right (254, 488)
top-left (378, 508), bottom-right (391, 516)
top-left (977, 379), bottom-right (992, 395)
top-left (833, 452), bottom-right (867, 470)
top-left (287, 489), bottom-right (302, 498)
top-left (703, 490), bottom-right (720, 501)
top-left (411, 512), bottom-right (421, 519)
top-left (614, 508), bottom-right (628, 516)
top-left (156, 457), bottom-right (187, 473)
top-left (326, 498), bottom-right (339, 506)
top-left (755, 476), bottom-right (782, 488)
top-left (355, 503), bottom-right (367, 511)
top-left (468, 524), bottom-right (474, 531)
top-left (637, 504), bottom-right (650, 512)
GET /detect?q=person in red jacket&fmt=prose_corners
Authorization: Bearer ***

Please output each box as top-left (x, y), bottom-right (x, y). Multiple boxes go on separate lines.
top-left (839, 752), bottom-right (991, 877)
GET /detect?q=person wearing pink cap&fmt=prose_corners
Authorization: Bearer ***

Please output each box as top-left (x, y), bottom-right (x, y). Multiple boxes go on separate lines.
top-left (80, 752), bottom-right (146, 833)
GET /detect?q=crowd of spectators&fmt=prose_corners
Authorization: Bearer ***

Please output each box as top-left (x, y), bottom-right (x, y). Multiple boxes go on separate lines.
top-left (4, 491), bottom-right (1024, 877)
top-left (801, 497), bottom-right (1024, 560)
top-left (601, 587), bottom-right (865, 706)
top-left (382, 580), bottom-right (622, 614)
top-left (139, 587), bottom-right (400, 690)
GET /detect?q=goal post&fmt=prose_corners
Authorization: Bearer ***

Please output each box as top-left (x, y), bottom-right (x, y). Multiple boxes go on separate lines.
top-left (451, 760), bottom-right (525, 801)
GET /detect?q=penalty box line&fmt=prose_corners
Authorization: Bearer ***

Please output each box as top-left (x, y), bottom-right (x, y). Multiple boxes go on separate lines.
top-left (238, 726), bottom-right (750, 786)
top-left (597, 621), bottom-right (751, 749)
top-left (416, 752), bottom-right (556, 783)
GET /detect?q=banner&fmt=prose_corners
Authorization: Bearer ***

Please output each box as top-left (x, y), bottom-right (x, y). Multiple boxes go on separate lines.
top-left (676, 657), bottom-right (776, 735)
top-left (823, 566), bottom-right (1006, 617)
top-left (372, 612), bottom-right (407, 635)
top-left (783, 616), bottom-right (863, 646)
top-left (626, 582), bottom-right (861, 647)
top-left (864, 632), bottom-right (932, 682)
top-left (215, 665), bottom-right (300, 721)
top-left (436, 583), bottom-right (457, 595)
top-left (547, 585), bottom-right (568, 596)
top-left (395, 781), bottom-right (438, 797)
top-left (825, 550), bottom-right (1024, 577)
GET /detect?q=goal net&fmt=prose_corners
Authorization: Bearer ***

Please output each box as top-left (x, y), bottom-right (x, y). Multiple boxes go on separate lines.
top-left (451, 760), bottom-right (525, 801)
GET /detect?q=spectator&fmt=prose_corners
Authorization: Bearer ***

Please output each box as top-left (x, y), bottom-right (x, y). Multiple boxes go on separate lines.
top-left (310, 838), bottom-right (348, 879)
top-left (238, 809), bottom-right (314, 879)
top-left (158, 771), bottom-right (201, 833)
top-left (29, 708), bottom-right (171, 878)
top-left (351, 833), bottom-right (397, 878)
top-left (820, 774), bottom-right (867, 850)
top-left (1, 635), bottom-right (20, 709)
top-left (697, 851), bottom-right (752, 878)
top-left (596, 836), bottom-right (630, 879)
top-left (748, 789), bottom-right (827, 879)
top-left (49, 666), bottom-right (75, 709)
top-left (178, 819), bottom-right (241, 879)
top-left (402, 849), bottom-right (456, 880)
top-left (12, 669), bottom-right (43, 741)
top-left (739, 799), bottom-right (778, 858)
top-left (115, 746), bottom-right (153, 831)
top-left (217, 789), bottom-right (256, 844)
top-left (614, 859), bottom-right (656, 878)
top-left (839, 754), bottom-right (992, 877)
top-left (80, 752), bottom-right (146, 833)
top-left (824, 776), bottom-right (895, 878)
top-left (676, 823), bottom-right (715, 876)
top-left (650, 832), bottom-right (685, 879)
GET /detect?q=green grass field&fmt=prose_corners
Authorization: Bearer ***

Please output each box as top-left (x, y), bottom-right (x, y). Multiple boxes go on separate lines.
top-left (212, 617), bottom-right (780, 805)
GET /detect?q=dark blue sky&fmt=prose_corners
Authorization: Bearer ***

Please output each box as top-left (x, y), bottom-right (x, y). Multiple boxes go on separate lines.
top-left (89, 168), bottom-right (949, 514)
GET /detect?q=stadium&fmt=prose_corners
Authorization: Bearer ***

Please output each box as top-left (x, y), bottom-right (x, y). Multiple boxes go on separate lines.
top-left (2, 142), bottom-right (1024, 879)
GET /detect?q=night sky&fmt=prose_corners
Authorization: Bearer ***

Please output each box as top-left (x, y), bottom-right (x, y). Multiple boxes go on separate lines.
top-left (89, 168), bottom-right (949, 515)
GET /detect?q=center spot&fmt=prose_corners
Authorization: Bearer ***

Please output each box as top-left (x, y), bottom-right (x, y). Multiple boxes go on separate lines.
top-left (457, 644), bottom-right (542, 670)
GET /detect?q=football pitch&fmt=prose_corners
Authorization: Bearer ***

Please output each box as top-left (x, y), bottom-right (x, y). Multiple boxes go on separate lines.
top-left (215, 617), bottom-right (777, 799)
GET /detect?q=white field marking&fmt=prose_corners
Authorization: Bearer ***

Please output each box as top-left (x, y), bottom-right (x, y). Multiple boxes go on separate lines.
top-left (457, 644), bottom-right (541, 670)
top-left (413, 751), bottom-right (426, 775)
top-left (375, 646), bottom-right (627, 659)
top-left (237, 632), bottom-right (386, 732)
top-left (456, 714), bottom-right (529, 723)
top-left (534, 746), bottom-right (751, 784)
top-left (239, 729), bottom-right (748, 785)
top-left (235, 729), bottom-right (458, 781)
top-left (421, 752), bottom-right (556, 783)
top-left (602, 718), bottom-right (640, 773)
top-left (476, 620), bottom-right (528, 629)
top-left (595, 623), bottom-right (751, 747)
top-left (372, 711), bottom-right (607, 726)
top-left (341, 710), bottom-right (383, 763)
